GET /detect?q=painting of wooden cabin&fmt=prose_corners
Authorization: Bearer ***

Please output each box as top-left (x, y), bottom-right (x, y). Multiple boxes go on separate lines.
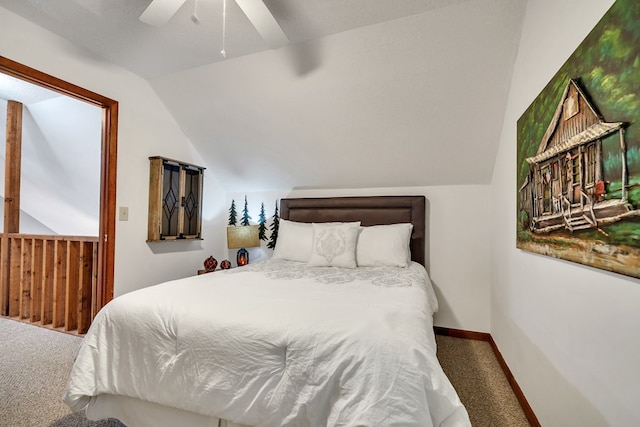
top-left (516, 0), bottom-right (640, 280)
top-left (519, 79), bottom-right (640, 234)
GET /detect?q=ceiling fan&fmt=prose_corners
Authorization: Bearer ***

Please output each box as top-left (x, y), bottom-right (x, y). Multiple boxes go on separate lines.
top-left (139, 0), bottom-right (289, 49)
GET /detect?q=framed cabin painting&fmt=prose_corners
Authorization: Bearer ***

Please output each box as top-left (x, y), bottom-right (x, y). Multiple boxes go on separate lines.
top-left (516, 0), bottom-right (640, 280)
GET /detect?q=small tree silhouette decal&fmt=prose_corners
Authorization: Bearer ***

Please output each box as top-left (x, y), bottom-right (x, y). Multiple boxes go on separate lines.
top-left (267, 201), bottom-right (279, 249)
top-left (258, 202), bottom-right (267, 241)
top-left (241, 195), bottom-right (251, 226)
top-left (228, 199), bottom-right (237, 226)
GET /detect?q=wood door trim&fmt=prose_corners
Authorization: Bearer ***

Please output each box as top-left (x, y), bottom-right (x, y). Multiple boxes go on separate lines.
top-left (0, 55), bottom-right (117, 313)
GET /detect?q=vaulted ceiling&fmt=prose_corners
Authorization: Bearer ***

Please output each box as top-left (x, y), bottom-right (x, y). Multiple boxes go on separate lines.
top-left (0, 0), bottom-right (528, 191)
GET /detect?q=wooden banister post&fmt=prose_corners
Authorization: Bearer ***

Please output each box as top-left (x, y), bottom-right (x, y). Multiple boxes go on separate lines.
top-left (1, 100), bottom-right (23, 316)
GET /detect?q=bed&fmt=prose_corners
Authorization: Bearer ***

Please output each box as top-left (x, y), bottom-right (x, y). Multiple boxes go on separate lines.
top-left (63, 196), bottom-right (470, 427)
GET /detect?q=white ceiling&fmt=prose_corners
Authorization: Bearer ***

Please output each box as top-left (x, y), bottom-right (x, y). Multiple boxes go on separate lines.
top-left (0, 0), bottom-right (528, 191)
top-left (0, 73), bottom-right (60, 105)
top-left (0, 0), bottom-right (476, 79)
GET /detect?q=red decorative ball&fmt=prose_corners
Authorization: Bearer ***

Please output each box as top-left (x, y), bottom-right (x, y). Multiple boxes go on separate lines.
top-left (220, 259), bottom-right (232, 270)
top-left (204, 256), bottom-right (217, 272)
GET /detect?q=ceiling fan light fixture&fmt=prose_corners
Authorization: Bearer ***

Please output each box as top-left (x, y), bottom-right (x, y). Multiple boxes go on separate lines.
top-left (140, 0), bottom-right (288, 53)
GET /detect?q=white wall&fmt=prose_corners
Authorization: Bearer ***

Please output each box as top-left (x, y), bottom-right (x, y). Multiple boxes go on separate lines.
top-left (0, 7), bottom-right (228, 296)
top-left (0, 7), bottom-right (493, 332)
top-left (491, 0), bottom-right (640, 425)
top-left (21, 97), bottom-right (102, 235)
top-left (0, 97), bottom-right (100, 235)
top-left (152, 0), bottom-right (526, 193)
top-left (228, 186), bottom-right (492, 333)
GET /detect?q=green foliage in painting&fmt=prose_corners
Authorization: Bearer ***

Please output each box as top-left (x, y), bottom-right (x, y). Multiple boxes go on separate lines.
top-left (517, 0), bottom-right (640, 192)
top-left (606, 177), bottom-right (640, 206)
top-left (577, 218), bottom-right (640, 247)
top-left (604, 146), bottom-right (640, 177)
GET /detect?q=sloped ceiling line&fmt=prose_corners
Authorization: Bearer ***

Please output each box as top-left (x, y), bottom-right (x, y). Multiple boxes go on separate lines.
top-left (0, 0), bottom-right (527, 192)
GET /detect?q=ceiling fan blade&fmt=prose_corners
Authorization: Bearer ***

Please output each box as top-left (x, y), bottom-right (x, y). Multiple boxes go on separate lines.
top-left (235, 0), bottom-right (289, 49)
top-left (140, 0), bottom-right (187, 26)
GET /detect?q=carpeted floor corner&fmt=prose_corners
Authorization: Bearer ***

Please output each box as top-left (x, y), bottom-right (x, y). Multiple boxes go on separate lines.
top-left (436, 335), bottom-right (531, 427)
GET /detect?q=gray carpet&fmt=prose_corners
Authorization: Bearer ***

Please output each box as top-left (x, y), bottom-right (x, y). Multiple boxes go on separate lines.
top-left (0, 317), bottom-right (530, 427)
top-left (436, 335), bottom-right (531, 427)
top-left (0, 318), bottom-right (124, 427)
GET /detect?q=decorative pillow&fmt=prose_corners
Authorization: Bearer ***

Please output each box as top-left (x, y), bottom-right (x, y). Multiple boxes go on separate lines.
top-left (308, 223), bottom-right (360, 268)
top-left (271, 219), bottom-right (314, 262)
top-left (356, 223), bottom-right (413, 267)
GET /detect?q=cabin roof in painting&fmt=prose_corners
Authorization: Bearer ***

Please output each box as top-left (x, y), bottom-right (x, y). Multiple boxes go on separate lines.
top-left (527, 79), bottom-right (623, 164)
top-left (527, 121), bottom-right (623, 164)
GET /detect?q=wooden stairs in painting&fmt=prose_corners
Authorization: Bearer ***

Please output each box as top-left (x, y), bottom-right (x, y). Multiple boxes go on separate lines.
top-left (533, 199), bottom-right (640, 234)
top-left (564, 208), bottom-right (596, 232)
top-left (565, 216), bottom-right (595, 232)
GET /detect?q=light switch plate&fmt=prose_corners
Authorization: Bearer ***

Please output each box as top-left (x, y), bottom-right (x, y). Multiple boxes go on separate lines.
top-left (119, 206), bottom-right (129, 221)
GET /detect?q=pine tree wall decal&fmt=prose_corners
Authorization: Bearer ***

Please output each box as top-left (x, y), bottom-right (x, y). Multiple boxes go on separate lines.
top-left (228, 200), bottom-right (237, 226)
top-left (267, 201), bottom-right (279, 249)
top-left (258, 202), bottom-right (267, 241)
top-left (241, 195), bottom-right (251, 226)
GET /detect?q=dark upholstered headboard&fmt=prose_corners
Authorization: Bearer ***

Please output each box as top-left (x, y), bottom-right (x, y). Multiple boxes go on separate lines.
top-left (280, 196), bottom-right (426, 266)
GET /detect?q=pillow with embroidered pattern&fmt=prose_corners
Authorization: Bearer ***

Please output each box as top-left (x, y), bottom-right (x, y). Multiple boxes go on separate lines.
top-left (308, 223), bottom-right (359, 268)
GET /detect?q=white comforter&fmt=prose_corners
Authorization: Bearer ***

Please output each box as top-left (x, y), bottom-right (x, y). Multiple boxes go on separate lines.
top-left (64, 260), bottom-right (470, 427)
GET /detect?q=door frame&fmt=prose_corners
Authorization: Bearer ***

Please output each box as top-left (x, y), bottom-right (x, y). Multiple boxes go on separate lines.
top-left (0, 55), bottom-right (117, 314)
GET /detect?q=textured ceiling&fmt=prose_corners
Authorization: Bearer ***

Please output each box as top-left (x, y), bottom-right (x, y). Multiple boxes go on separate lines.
top-left (0, 73), bottom-right (60, 105)
top-left (0, 0), bottom-right (528, 191)
top-left (0, 0), bottom-right (474, 79)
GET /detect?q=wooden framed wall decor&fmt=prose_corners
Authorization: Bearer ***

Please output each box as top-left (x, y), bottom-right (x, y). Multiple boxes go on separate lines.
top-left (148, 156), bottom-right (204, 241)
top-left (516, 0), bottom-right (640, 280)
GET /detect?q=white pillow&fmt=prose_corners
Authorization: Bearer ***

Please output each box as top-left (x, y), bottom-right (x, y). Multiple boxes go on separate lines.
top-left (356, 223), bottom-right (413, 267)
top-left (271, 219), bottom-right (314, 262)
top-left (308, 223), bottom-right (360, 268)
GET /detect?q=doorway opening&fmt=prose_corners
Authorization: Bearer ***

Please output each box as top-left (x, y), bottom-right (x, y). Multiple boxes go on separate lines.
top-left (0, 56), bottom-right (117, 334)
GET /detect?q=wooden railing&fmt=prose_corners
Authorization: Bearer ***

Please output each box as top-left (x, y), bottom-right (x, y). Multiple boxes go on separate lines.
top-left (561, 195), bottom-right (571, 223)
top-left (0, 233), bottom-right (98, 334)
top-left (580, 190), bottom-right (596, 226)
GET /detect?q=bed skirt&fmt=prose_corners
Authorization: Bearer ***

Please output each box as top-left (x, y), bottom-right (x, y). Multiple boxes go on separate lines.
top-left (86, 394), bottom-right (251, 427)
